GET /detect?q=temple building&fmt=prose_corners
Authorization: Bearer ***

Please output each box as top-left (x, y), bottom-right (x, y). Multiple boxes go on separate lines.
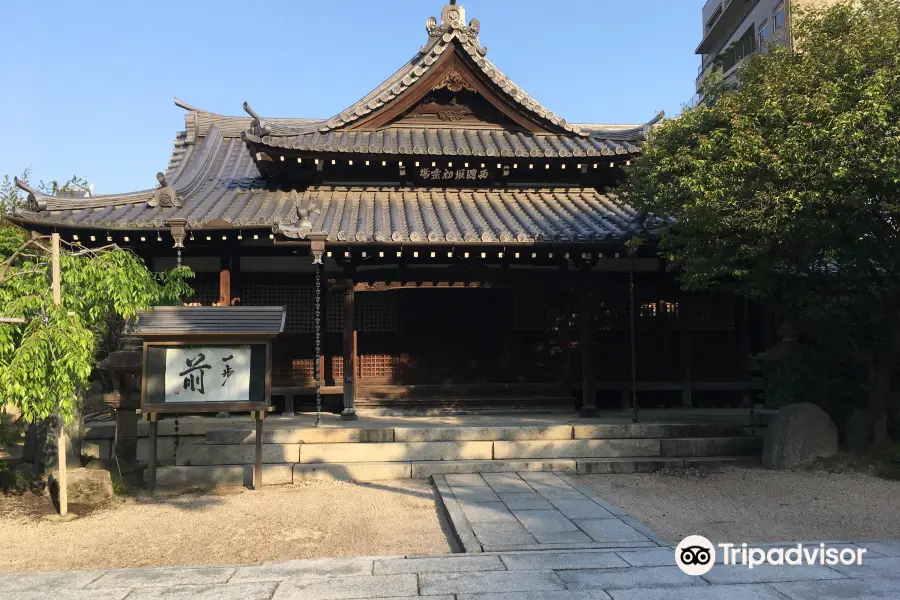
top-left (7, 2), bottom-right (767, 419)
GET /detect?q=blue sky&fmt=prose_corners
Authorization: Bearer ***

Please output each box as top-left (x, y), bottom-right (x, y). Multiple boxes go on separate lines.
top-left (1, 0), bottom-right (703, 194)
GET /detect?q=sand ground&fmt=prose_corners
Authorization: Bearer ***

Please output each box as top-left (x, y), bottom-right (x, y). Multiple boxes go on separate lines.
top-left (0, 479), bottom-right (452, 572)
top-left (578, 466), bottom-right (900, 545)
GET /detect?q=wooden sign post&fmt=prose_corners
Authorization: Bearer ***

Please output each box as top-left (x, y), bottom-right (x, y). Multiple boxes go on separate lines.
top-left (134, 306), bottom-right (285, 494)
top-left (51, 233), bottom-right (68, 518)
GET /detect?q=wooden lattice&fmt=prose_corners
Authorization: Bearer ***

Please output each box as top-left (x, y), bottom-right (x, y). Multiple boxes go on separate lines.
top-left (331, 355), bottom-right (344, 380)
top-left (186, 282), bottom-right (219, 306)
top-left (513, 292), bottom-right (551, 331)
top-left (358, 294), bottom-right (398, 332)
top-left (595, 301), bottom-right (627, 331)
top-left (291, 359), bottom-right (315, 380)
top-left (327, 289), bottom-right (344, 333)
top-left (360, 354), bottom-right (399, 378)
top-left (242, 283), bottom-right (314, 333)
top-left (689, 299), bottom-right (735, 330)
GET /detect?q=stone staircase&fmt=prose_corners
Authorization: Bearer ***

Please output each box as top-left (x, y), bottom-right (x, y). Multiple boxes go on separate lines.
top-left (151, 422), bottom-right (763, 488)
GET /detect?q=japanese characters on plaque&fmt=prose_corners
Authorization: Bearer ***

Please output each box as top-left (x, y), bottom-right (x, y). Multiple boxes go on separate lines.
top-left (419, 168), bottom-right (490, 181)
top-left (164, 346), bottom-right (251, 403)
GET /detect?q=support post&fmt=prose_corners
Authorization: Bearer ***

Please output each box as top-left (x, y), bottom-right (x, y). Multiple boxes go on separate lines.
top-left (579, 275), bottom-right (598, 418)
top-left (147, 415), bottom-right (158, 495)
top-left (680, 294), bottom-right (693, 408)
top-left (253, 411), bottom-right (264, 490)
top-left (219, 263), bottom-right (231, 307)
top-left (51, 233), bottom-right (68, 517)
top-left (341, 282), bottom-right (358, 421)
top-left (560, 287), bottom-right (572, 394)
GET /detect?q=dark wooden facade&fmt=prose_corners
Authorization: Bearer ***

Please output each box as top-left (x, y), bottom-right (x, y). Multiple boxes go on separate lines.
top-left (6, 2), bottom-right (769, 416)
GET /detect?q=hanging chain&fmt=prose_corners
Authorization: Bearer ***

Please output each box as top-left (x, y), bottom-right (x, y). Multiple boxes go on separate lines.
top-left (173, 245), bottom-right (183, 460)
top-left (314, 261), bottom-right (322, 426)
top-left (629, 269), bottom-right (639, 423)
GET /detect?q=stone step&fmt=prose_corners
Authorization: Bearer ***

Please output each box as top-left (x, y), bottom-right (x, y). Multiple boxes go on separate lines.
top-left (205, 422), bottom-right (750, 445)
top-left (298, 441), bottom-right (494, 463)
top-left (176, 444), bottom-right (300, 466)
top-left (152, 455), bottom-right (762, 487)
top-left (356, 406), bottom-right (572, 417)
top-left (659, 436), bottom-right (763, 457)
top-left (493, 439), bottom-right (662, 460)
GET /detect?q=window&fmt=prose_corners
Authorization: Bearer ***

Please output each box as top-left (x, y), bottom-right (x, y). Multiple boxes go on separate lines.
top-left (722, 25), bottom-right (757, 73)
top-left (774, 1), bottom-right (785, 30)
top-left (758, 19), bottom-right (771, 46)
top-left (706, 6), bottom-right (723, 33)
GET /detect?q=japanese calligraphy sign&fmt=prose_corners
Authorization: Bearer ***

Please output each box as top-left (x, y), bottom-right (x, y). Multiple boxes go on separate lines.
top-left (164, 346), bottom-right (251, 403)
top-left (417, 167), bottom-right (491, 182)
top-left (142, 341), bottom-right (270, 413)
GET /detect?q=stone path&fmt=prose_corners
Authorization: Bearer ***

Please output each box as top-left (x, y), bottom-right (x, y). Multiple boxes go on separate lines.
top-left (435, 472), bottom-right (668, 552)
top-left (2, 540), bottom-right (899, 599)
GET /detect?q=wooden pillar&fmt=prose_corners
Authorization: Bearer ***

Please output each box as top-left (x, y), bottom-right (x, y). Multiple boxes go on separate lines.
top-left (219, 262), bottom-right (231, 307)
top-left (680, 294), bottom-right (693, 408)
top-left (560, 287), bottom-right (572, 392)
top-left (579, 275), bottom-right (598, 417)
top-left (341, 282), bottom-right (358, 421)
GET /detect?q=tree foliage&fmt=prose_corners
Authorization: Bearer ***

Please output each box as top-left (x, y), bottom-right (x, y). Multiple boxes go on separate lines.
top-left (625, 0), bottom-right (900, 442)
top-left (0, 212), bottom-right (193, 425)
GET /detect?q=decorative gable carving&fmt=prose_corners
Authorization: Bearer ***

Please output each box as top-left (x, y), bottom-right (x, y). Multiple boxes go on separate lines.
top-left (434, 70), bottom-right (475, 93)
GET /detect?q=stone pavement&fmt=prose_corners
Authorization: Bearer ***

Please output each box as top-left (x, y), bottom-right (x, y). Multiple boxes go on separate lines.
top-left (2, 540), bottom-right (899, 599)
top-left (434, 471), bottom-right (669, 552)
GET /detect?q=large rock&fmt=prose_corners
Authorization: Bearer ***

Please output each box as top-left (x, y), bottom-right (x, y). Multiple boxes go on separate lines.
top-left (845, 409), bottom-right (870, 452)
top-left (762, 403), bottom-right (838, 469)
top-left (49, 468), bottom-right (113, 505)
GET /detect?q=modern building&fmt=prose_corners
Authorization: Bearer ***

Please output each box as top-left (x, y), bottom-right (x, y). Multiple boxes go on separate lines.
top-left (7, 2), bottom-right (770, 417)
top-left (695, 0), bottom-right (834, 101)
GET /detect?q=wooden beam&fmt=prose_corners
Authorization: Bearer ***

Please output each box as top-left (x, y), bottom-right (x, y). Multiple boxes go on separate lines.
top-left (341, 282), bottom-right (358, 421)
top-left (219, 267), bottom-right (231, 307)
top-left (51, 233), bottom-right (67, 518)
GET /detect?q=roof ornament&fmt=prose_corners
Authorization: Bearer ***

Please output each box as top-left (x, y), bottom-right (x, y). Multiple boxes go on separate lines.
top-left (243, 102), bottom-right (271, 137)
top-left (149, 172), bottom-right (183, 208)
top-left (13, 176), bottom-right (47, 212)
top-left (426, 2), bottom-right (486, 56)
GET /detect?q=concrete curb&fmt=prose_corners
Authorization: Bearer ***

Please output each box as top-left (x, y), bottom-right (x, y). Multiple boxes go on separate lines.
top-left (432, 474), bottom-right (482, 553)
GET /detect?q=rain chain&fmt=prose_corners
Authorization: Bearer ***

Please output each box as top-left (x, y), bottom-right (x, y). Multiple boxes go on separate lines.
top-left (314, 260), bottom-right (323, 427)
top-left (629, 268), bottom-right (639, 423)
top-left (173, 244), bottom-right (183, 460)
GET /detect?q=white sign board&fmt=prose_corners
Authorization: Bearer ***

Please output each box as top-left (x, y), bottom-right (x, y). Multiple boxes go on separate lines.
top-left (164, 346), bottom-right (251, 403)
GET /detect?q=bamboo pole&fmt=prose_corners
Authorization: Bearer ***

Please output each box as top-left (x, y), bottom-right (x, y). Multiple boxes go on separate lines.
top-left (51, 233), bottom-right (67, 517)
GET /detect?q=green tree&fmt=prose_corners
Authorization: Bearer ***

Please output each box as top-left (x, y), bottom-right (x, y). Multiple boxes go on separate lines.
top-left (0, 216), bottom-right (193, 425)
top-left (625, 0), bottom-right (900, 443)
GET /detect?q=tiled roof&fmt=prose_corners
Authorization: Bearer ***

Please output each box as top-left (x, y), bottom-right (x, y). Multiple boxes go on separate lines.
top-left (133, 306), bottom-right (286, 335)
top-left (242, 127), bottom-right (642, 158)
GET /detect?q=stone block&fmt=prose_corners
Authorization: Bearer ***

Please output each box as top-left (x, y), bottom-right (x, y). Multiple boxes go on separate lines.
top-left (137, 436), bottom-right (204, 462)
top-left (660, 437), bottom-right (762, 458)
top-left (481, 472), bottom-right (533, 493)
top-left (292, 462), bottom-right (410, 482)
top-left (494, 439), bottom-right (660, 460)
top-left (858, 539), bottom-right (900, 556)
top-left (0, 570), bottom-right (107, 592)
top-left (458, 593), bottom-right (613, 600)
top-left (460, 501), bottom-right (517, 524)
top-left (573, 519), bottom-right (651, 544)
top-left (682, 456), bottom-right (760, 469)
top-left (298, 441), bottom-right (493, 463)
top-left (576, 458), bottom-right (684, 474)
top-left (513, 509), bottom-right (579, 532)
top-left (828, 556), bottom-right (900, 579)
top-left (49, 468), bottom-right (113, 505)
top-left (207, 427), bottom-right (371, 445)
top-left (152, 464), bottom-right (292, 488)
top-left (772, 577), bottom-right (900, 600)
top-left (231, 558), bottom-right (373, 582)
top-left (176, 444), bottom-right (300, 466)
top-left (452, 486), bottom-right (502, 502)
top-left (501, 551), bottom-right (629, 571)
top-left (531, 529), bottom-right (594, 544)
top-left (762, 403), bottom-right (838, 469)
top-left (87, 566), bottom-right (236, 589)
top-left (471, 522), bottom-right (537, 546)
top-left (445, 473), bottom-right (489, 487)
top-left (271, 573), bottom-right (418, 599)
top-left (498, 492), bottom-right (555, 510)
top-left (559, 566), bottom-right (699, 590)
top-left (374, 555), bottom-right (504, 575)
top-left (547, 498), bottom-right (615, 520)
top-left (574, 423), bottom-right (742, 439)
top-left (411, 459), bottom-right (577, 478)
top-left (702, 563), bottom-right (846, 584)
top-left (394, 425), bottom-right (573, 442)
top-left (121, 582), bottom-right (278, 600)
top-left (607, 584), bottom-right (784, 599)
top-left (418, 570), bottom-right (566, 596)
top-left (615, 547), bottom-right (678, 567)
top-left (81, 439), bottom-right (112, 460)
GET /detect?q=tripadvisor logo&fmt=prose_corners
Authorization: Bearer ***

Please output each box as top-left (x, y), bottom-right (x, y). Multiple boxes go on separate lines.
top-left (675, 536), bottom-right (868, 576)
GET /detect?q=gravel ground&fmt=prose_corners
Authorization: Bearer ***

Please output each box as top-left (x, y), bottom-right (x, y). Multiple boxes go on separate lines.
top-left (578, 466), bottom-right (900, 545)
top-left (0, 479), bottom-right (451, 572)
